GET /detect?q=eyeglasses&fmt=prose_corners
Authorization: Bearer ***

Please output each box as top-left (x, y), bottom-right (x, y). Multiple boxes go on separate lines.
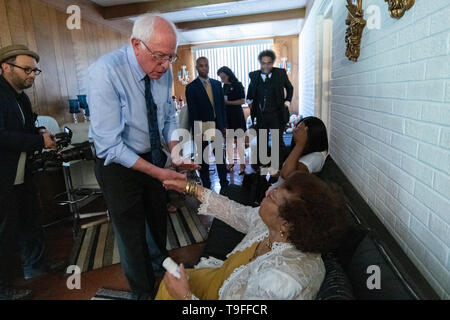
top-left (139, 40), bottom-right (178, 64)
top-left (7, 63), bottom-right (42, 76)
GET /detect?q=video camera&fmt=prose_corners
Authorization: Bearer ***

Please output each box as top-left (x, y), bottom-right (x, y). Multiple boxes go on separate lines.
top-left (32, 127), bottom-right (96, 171)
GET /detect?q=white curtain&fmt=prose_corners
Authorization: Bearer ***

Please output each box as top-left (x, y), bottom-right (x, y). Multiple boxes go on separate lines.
top-left (192, 39), bottom-right (274, 95)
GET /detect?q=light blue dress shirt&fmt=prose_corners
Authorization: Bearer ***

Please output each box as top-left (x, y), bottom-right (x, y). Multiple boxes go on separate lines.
top-left (87, 45), bottom-right (178, 168)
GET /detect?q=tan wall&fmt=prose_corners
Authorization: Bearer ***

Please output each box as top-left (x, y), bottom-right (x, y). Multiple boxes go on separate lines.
top-left (0, 0), bottom-right (130, 124)
top-left (172, 34), bottom-right (300, 113)
top-left (273, 35), bottom-right (299, 113)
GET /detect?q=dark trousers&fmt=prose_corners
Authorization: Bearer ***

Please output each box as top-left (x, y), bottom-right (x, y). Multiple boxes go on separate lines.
top-left (95, 157), bottom-right (168, 300)
top-left (198, 141), bottom-right (229, 189)
top-left (256, 111), bottom-right (286, 169)
top-left (0, 183), bottom-right (47, 291)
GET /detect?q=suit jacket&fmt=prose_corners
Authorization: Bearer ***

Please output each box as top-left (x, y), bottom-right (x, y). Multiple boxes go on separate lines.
top-left (247, 67), bottom-right (294, 125)
top-left (0, 75), bottom-right (43, 197)
top-left (185, 77), bottom-right (227, 132)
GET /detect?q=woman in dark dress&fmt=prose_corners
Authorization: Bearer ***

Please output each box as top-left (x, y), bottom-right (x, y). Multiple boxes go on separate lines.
top-left (217, 66), bottom-right (247, 174)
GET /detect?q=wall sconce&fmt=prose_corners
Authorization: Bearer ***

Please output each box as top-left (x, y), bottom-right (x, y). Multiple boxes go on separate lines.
top-left (385, 0), bottom-right (414, 19)
top-left (178, 65), bottom-right (190, 85)
top-left (279, 57), bottom-right (291, 75)
top-left (345, 0), bottom-right (367, 62)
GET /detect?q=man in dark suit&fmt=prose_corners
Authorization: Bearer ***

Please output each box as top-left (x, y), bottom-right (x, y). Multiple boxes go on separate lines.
top-left (186, 57), bottom-right (229, 190)
top-left (0, 45), bottom-right (56, 300)
top-left (247, 49), bottom-right (294, 170)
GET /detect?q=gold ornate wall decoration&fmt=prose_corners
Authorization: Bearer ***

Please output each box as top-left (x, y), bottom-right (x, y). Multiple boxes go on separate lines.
top-left (345, 0), bottom-right (367, 62)
top-left (385, 0), bottom-right (415, 19)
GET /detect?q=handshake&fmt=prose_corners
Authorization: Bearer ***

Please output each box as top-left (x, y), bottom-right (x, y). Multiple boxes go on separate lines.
top-left (155, 158), bottom-right (201, 188)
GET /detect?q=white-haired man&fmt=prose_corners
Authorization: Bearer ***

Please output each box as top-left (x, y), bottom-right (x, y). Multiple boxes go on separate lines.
top-left (88, 14), bottom-right (197, 300)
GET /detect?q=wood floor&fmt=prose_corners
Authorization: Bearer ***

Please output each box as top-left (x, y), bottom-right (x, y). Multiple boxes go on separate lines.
top-left (12, 164), bottom-right (245, 300)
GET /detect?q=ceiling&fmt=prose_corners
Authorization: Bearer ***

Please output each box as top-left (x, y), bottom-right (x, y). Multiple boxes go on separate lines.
top-left (89, 0), bottom-right (307, 44)
top-left (177, 19), bottom-right (304, 45)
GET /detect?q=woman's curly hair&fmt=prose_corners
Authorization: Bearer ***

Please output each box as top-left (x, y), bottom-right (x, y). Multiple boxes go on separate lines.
top-left (278, 172), bottom-right (348, 254)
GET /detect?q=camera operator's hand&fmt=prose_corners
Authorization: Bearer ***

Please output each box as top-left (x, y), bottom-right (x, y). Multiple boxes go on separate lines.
top-left (39, 127), bottom-right (52, 134)
top-left (42, 132), bottom-right (56, 150)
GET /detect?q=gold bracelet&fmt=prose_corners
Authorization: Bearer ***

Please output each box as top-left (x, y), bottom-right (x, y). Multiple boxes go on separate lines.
top-left (191, 182), bottom-right (197, 198)
top-left (187, 181), bottom-right (194, 196)
top-left (191, 182), bottom-right (198, 197)
top-left (185, 180), bottom-right (197, 197)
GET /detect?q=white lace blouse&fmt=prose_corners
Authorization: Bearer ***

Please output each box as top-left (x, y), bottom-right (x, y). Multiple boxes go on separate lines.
top-left (192, 189), bottom-right (326, 300)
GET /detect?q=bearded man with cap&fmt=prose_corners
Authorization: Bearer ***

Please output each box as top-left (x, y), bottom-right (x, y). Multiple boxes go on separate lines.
top-left (0, 44), bottom-right (57, 300)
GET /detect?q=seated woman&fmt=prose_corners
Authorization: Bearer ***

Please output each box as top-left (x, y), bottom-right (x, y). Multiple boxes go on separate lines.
top-left (269, 116), bottom-right (329, 190)
top-left (223, 116), bottom-right (329, 207)
top-left (156, 172), bottom-right (347, 300)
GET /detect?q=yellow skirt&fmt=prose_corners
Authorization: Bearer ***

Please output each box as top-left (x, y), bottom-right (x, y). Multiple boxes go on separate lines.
top-left (156, 241), bottom-right (259, 300)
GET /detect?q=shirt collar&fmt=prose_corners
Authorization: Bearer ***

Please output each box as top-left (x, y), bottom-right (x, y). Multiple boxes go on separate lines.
top-left (261, 73), bottom-right (272, 81)
top-left (199, 76), bottom-right (209, 83)
top-left (126, 45), bottom-right (147, 82)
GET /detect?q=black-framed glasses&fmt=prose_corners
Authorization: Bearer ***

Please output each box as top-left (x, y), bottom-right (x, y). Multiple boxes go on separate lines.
top-left (7, 63), bottom-right (42, 76)
top-left (139, 40), bottom-right (178, 64)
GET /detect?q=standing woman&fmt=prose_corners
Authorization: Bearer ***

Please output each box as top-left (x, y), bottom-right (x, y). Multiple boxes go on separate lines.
top-left (217, 66), bottom-right (247, 174)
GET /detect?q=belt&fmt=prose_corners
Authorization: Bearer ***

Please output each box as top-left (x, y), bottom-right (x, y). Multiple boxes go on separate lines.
top-left (96, 152), bottom-right (152, 163)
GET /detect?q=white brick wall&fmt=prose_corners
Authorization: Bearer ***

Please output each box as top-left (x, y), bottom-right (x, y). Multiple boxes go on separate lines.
top-left (300, 0), bottom-right (450, 298)
top-left (299, 13), bottom-right (316, 117)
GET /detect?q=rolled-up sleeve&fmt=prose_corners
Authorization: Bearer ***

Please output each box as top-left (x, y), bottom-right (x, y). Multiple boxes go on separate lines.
top-left (88, 63), bottom-right (139, 168)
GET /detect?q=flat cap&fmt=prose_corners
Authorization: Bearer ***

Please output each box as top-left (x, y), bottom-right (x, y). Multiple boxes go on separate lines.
top-left (0, 44), bottom-right (40, 64)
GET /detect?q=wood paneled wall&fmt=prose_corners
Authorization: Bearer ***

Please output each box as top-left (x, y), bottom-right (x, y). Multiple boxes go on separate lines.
top-left (0, 0), bottom-right (130, 124)
top-left (172, 34), bottom-right (300, 113)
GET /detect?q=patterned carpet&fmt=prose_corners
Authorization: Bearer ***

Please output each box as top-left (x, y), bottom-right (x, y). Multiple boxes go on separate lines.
top-left (69, 196), bottom-right (208, 273)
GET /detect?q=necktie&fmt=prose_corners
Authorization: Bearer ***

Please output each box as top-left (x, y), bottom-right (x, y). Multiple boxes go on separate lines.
top-left (204, 80), bottom-right (215, 107)
top-left (144, 76), bottom-right (167, 168)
